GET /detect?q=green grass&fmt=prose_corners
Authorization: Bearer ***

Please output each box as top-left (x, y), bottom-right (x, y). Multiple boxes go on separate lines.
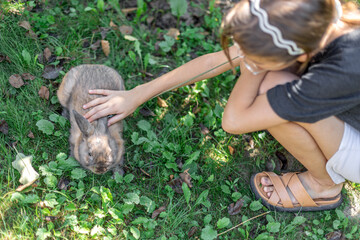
top-left (1, 1), bottom-right (360, 239)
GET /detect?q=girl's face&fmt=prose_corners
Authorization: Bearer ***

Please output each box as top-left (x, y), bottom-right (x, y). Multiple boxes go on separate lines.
top-left (234, 42), bottom-right (297, 75)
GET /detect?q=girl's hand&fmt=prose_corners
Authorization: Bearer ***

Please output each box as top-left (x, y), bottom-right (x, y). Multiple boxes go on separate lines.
top-left (83, 89), bottom-right (140, 126)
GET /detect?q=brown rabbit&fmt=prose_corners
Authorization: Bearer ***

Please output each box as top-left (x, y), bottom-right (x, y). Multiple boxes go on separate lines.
top-left (57, 64), bottom-right (125, 175)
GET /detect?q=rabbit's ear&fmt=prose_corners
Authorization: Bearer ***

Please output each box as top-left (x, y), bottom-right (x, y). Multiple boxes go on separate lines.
top-left (73, 110), bottom-right (94, 137)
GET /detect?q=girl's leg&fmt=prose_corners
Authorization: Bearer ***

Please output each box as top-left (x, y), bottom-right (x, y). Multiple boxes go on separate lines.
top-left (258, 71), bottom-right (344, 201)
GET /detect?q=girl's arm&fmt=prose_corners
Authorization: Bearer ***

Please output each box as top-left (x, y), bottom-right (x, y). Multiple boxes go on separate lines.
top-left (84, 46), bottom-right (241, 125)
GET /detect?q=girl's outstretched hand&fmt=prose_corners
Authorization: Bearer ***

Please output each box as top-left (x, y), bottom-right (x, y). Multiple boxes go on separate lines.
top-left (83, 89), bottom-right (139, 126)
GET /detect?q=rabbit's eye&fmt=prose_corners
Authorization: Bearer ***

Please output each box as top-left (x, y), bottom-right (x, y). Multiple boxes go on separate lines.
top-left (88, 153), bottom-right (92, 157)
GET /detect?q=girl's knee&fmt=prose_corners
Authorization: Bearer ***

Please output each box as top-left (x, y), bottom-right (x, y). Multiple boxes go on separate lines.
top-left (259, 71), bottom-right (298, 95)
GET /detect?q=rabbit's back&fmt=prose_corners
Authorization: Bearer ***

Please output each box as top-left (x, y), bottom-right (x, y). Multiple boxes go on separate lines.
top-left (58, 64), bottom-right (124, 111)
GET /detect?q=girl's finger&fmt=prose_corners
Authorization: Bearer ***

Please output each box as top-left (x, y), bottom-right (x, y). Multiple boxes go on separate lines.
top-left (88, 89), bottom-right (112, 95)
top-left (83, 96), bottom-right (108, 109)
top-left (108, 114), bottom-right (125, 126)
top-left (84, 104), bottom-right (107, 120)
top-left (87, 107), bottom-right (113, 123)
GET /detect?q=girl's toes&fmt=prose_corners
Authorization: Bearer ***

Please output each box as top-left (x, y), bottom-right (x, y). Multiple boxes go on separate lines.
top-left (261, 177), bottom-right (273, 186)
top-left (263, 186), bottom-right (274, 192)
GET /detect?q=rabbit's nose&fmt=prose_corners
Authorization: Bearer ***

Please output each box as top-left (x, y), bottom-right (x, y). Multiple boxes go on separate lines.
top-left (95, 167), bottom-right (108, 174)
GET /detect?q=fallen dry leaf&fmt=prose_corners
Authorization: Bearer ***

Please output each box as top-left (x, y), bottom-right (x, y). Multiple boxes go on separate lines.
top-left (179, 169), bottom-right (193, 188)
top-left (109, 20), bottom-right (117, 28)
top-left (9, 74), bottom-right (24, 88)
top-left (139, 107), bottom-right (156, 117)
top-left (45, 216), bottom-right (58, 222)
top-left (28, 131), bottom-right (35, 139)
top-left (18, 21), bottom-right (31, 30)
top-left (168, 177), bottom-right (184, 194)
top-left (228, 199), bottom-right (244, 215)
top-left (146, 16), bottom-right (155, 25)
top-left (275, 151), bottom-right (288, 170)
top-left (21, 73), bottom-right (36, 80)
top-left (42, 65), bottom-right (62, 80)
top-left (157, 97), bottom-right (168, 108)
top-left (90, 40), bottom-right (101, 51)
top-left (119, 25), bottom-right (133, 35)
top-left (121, 7), bottom-right (137, 15)
top-left (12, 153), bottom-right (39, 192)
top-left (0, 119), bottom-right (9, 135)
top-left (325, 231), bottom-right (344, 240)
top-left (228, 146), bottom-right (235, 155)
top-left (27, 30), bottom-right (38, 40)
top-left (166, 28), bottom-right (180, 40)
top-left (0, 53), bottom-right (11, 63)
top-left (101, 40), bottom-right (110, 57)
top-left (193, 106), bottom-right (201, 114)
top-left (43, 48), bottom-right (52, 62)
top-left (151, 206), bottom-right (166, 219)
top-left (38, 86), bottom-right (49, 100)
top-left (199, 123), bottom-right (209, 135)
top-left (188, 226), bottom-right (198, 238)
top-left (58, 176), bottom-right (71, 190)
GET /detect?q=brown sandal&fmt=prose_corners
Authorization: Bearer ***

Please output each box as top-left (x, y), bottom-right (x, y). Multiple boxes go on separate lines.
top-left (250, 172), bottom-right (343, 212)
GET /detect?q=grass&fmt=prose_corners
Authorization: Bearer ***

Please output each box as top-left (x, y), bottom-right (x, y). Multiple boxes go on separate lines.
top-left (1, 0), bottom-right (360, 239)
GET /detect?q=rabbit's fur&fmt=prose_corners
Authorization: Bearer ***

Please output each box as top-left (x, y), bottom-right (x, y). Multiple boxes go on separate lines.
top-left (57, 64), bottom-right (125, 175)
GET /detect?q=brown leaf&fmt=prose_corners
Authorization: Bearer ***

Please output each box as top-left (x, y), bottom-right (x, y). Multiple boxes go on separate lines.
top-left (119, 25), bottom-right (133, 35)
top-left (228, 199), bottom-right (244, 215)
top-left (18, 21), bottom-right (32, 30)
top-left (42, 65), bottom-right (62, 79)
top-left (275, 151), bottom-right (288, 170)
top-left (199, 123), bottom-right (209, 135)
top-left (101, 40), bottom-right (110, 57)
top-left (90, 40), bottom-right (101, 51)
top-left (109, 20), bottom-right (117, 28)
top-left (166, 28), bottom-right (180, 40)
top-left (21, 73), bottom-right (36, 80)
top-left (139, 107), bottom-right (156, 117)
top-left (38, 86), bottom-right (49, 100)
top-left (188, 226), bottom-right (198, 238)
top-left (146, 16), bottom-right (155, 25)
top-left (43, 48), bottom-right (52, 62)
top-left (157, 97), bottom-right (168, 108)
top-left (27, 29), bottom-right (38, 40)
top-left (168, 177), bottom-right (184, 194)
top-left (121, 7), bottom-right (137, 14)
top-left (0, 53), bottom-right (11, 63)
top-left (28, 131), bottom-right (35, 139)
top-left (0, 119), bottom-right (9, 135)
top-left (9, 74), bottom-right (24, 88)
top-left (325, 231), bottom-right (344, 240)
top-left (58, 176), bottom-right (71, 190)
top-left (100, 27), bottom-right (110, 40)
top-left (193, 106), bottom-right (201, 114)
top-left (228, 146), bottom-right (235, 155)
top-left (151, 206), bottom-right (166, 219)
top-left (179, 169), bottom-right (193, 188)
top-left (45, 216), bottom-right (58, 222)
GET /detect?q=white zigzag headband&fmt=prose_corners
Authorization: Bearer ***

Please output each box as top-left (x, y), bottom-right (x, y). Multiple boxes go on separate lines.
top-left (249, 0), bottom-right (305, 56)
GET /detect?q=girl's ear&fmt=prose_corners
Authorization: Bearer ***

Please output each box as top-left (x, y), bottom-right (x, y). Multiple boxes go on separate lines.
top-left (296, 54), bottom-right (308, 62)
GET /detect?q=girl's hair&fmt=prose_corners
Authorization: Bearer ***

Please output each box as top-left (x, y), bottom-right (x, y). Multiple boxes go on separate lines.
top-left (221, 0), bottom-right (360, 72)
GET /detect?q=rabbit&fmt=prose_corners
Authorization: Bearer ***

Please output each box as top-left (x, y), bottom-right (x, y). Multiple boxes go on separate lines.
top-left (57, 64), bottom-right (125, 176)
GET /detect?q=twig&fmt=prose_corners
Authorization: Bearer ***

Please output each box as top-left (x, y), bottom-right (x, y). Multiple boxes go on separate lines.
top-left (217, 211), bottom-right (270, 237)
top-left (140, 168), bottom-right (151, 177)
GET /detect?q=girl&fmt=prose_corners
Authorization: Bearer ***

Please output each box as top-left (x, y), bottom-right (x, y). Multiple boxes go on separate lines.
top-left (83, 0), bottom-right (360, 212)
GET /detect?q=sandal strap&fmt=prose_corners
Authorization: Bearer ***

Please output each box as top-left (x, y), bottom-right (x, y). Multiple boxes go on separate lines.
top-left (264, 172), bottom-right (294, 208)
top-left (284, 173), bottom-right (318, 207)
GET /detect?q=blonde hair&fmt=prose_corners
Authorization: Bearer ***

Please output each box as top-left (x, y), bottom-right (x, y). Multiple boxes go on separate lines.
top-left (221, 0), bottom-right (360, 72)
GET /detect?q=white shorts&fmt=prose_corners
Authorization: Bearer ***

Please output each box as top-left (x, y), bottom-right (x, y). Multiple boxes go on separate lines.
top-left (326, 123), bottom-right (360, 184)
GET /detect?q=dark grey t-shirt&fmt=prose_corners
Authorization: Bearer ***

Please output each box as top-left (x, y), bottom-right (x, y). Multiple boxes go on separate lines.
top-left (267, 28), bottom-right (360, 131)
